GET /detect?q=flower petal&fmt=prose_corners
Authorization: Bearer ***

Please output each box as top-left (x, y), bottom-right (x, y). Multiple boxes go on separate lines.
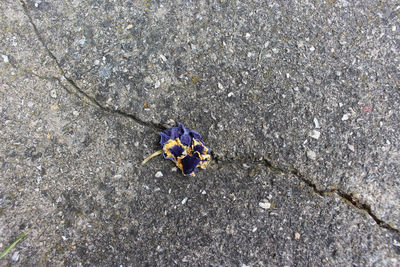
top-left (160, 131), bottom-right (171, 146)
top-left (163, 138), bottom-right (184, 161)
top-left (180, 134), bottom-right (192, 147)
top-left (169, 144), bottom-right (185, 157)
top-left (179, 154), bottom-right (201, 176)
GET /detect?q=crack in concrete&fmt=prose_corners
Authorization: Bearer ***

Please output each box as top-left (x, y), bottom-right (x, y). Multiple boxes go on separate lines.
top-left (214, 154), bottom-right (400, 234)
top-left (19, 0), bottom-right (165, 133)
top-left (19, 0), bottom-right (399, 236)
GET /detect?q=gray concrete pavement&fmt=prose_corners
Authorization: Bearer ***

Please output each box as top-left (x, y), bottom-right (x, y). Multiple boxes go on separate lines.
top-left (1, 0), bottom-right (399, 265)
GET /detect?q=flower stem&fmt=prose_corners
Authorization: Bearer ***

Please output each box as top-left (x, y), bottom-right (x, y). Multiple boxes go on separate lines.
top-left (141, 150), bottom-right (163, 165)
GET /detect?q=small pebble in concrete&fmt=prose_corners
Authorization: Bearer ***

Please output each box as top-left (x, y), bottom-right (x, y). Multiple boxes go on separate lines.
top-left (12, 251), bottom-right (19, 261)
top-left (2, 55), bottom-right (9, 63)
top-left (50, 89), bottom-right (57, 98)
top-left (309, 130), bottom-right (321, 140)
top-left (259, 201), bottom-right (271, 210)
top-left (295, 232), bottom-right (301, 240)
top-left (181, 197), bottom-right (188, 205)
top-left (362, 105), bottom-right (372, 114)
top-left (313, 118), bottom-right (320, 128)
top-left (155, 171), bottom-right (163, 178)
top-left (347, 144), bottom-right (355, 152)
top-left (159, 54), bottom-right (167, 62)
top-left (307, 150), bottom-right (317, 160)
top-left (341, 114), bottom-right (350, 121)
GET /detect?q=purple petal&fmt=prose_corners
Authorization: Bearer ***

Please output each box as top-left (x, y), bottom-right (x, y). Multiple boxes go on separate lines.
top-left (181, 154), bottom-right (201, 175)
top-left (170, 126), bottom-right (181, 139)
top-left (160, 131), bottom-right (171, 146)
top-left (180, 134), bottom-right (192, 147)
top-left (169, 145), bottom-right (184, 157)
top-left (193, 144), bottom-right (204, 154)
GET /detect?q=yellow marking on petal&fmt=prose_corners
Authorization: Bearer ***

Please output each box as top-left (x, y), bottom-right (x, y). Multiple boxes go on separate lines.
top-left (163, 138), bottom-right (185, 159)
top-left (192, 140), bottom-right (209, 154)
top-left (141, 149), bottom-right (163, 165)
top-left (176, 156), bottom-right (185, 174)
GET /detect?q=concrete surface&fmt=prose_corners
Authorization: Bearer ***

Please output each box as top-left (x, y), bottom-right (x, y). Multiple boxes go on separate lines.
top-left (1, 0), bottom-right (399, 265)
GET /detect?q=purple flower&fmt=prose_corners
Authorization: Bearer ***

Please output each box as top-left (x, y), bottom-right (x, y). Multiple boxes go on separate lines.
top-left (160, 122), bottom-right (211, 176)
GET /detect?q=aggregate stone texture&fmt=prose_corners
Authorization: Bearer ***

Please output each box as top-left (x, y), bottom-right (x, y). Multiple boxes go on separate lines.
top-left (18, 0), bottom-right (400, 229)
top-left (0, 71), bottom-right (398, 265)
top-left (1, 0), bottom-right (400, 265)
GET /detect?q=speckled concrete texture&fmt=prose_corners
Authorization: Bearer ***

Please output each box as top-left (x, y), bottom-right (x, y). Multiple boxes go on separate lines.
top-left (1, 0), bottom-right (399, 265)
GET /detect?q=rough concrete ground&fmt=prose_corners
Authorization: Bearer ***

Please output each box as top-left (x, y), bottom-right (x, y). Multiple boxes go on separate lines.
top-left (1, 0), bottom-right (399, 265)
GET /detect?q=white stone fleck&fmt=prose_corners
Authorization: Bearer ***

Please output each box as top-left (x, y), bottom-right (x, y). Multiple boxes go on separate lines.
top-left (94, 59), bottom-right (100, 65)
top-left (201, 190), bottom-right (206, 195)
top-left (313, 118), bottom-right (320, 128)
top-left (154, 80), bottom-right (161, 88)
top-left (11, 251), bottom-right (19, 261)
top-left (50, 89), bottom-right (57, 98)
top-left (392, 25), bottom-right (396, 32)
top-left (242, 163), bottom-right (250, 169)
top-left (245, 32), bottom-right (251, 39)
top-left (297, 40), bottom-right (304, 48)
top-left (310, 46), bottom-right (315, 52)
top-left (78, 36), bottom-right (86, 45)
top-left (348, 144), bottom-right (355, 152)
top-left (309, 130), bottom-right (321, 140)
top-left (218, 82), bottom-right (224, 90)
top-left (307, 150), bottom-right (317, 160)
top-left (72, 110), bottom-right (79, 117)
top-left (159, 54), bottom-right (167, 62)
top-left (171, 167), bottom-right (177, 172)
top-left (62, 236), bottom-right (68, 241)
top-left (126, 24), bottom-right (133, 30)
top-left (272, 48), bottom-right (279, 54)
top-left (341, 114), bottom-right (350, 121)
top-left (259, 201), bottom-right (271, 210)
top-left (2, 55), bottom-right (9, 63)
top-left (252, 227), bottom-right (258, 232)
top-left (181, 197), bottom-right (188, 205)
top-left (247, 52), bottom-right (253, 57)
top-left (294, 232), bottom-right (301, 239)
top-left (155, 171), bottom-right (163, 178)
top-left (228, 92), bottom-right (234, 97)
